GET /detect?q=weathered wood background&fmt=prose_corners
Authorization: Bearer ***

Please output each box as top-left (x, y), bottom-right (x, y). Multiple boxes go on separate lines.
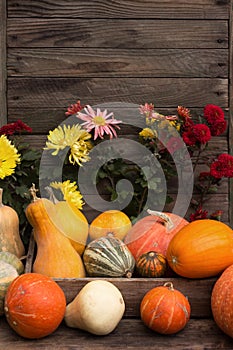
top-left (0, 0), bottom-right (232, 225)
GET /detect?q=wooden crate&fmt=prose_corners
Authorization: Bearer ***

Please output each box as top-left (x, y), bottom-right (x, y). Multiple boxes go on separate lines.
top-left (13, 233), bottom-right (231, 349)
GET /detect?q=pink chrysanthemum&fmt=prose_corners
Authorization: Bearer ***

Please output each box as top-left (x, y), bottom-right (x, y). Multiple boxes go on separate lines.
top-left (139, 103), bottom-right (155, 117)
top-left (77, 105), bottom-right (122, 140)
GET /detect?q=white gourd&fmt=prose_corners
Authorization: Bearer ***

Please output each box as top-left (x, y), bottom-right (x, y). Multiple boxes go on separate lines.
top-left (64, 280), bottom-right (125, 335)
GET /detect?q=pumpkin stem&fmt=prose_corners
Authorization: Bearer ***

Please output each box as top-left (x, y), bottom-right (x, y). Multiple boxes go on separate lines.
top-left (125, 270), bottom-right (133, 278)
top-left (0, 188), bottom-right (3, 207)
top-left (29, 184), bottom-right (39, 202)
top-left (163, 282), bottom-right (174, 290)
top-left (147, 209), bottom-right (174, 231)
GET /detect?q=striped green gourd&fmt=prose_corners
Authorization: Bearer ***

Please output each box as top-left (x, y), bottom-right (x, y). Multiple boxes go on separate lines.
top-left (83, 234), bottom-right (135, 278)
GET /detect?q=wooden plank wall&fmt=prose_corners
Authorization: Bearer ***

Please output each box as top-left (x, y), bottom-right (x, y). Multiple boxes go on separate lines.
top-left (0, 0), bottom-right (232, 224)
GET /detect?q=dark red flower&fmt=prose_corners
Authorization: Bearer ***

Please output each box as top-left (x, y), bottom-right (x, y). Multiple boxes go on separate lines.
top-left (208, 119), bottom-right (227, 136)
top-left (182, 124), bottom-right (211, 146)
top-left (192, 124), bottom-right (211, 144)
top-left (65, 100), bottom-right (85, 116)
top-left (182, 130), bottom-right (196, 146)
top-left (203, 104), bottom-right (225, 123)
top-left (190, 207), bottom-right (208, 221)
top-left (0, 119), bottom-right (32, 136)
top-left (210, 153), bottom-right (233, 179)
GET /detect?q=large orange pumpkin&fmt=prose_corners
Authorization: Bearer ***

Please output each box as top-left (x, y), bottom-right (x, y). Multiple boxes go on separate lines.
top-left (166, 219), bottom-right (233, 278)
top-left (124, 210), bottom-right (189, 260)
top-left (140, 282), bottom-right (191, 334)
top-left (4, 273), bottom-right (66, 339)
top-left (211, 264), bottom-right (233, 338)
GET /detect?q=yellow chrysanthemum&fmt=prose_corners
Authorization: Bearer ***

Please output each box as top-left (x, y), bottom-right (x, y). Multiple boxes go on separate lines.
top-left (45, 124), bottom-right (92, 165)
top-left (169, 120), bottom-right (181, 132)
top-left (139, 127), bottom-right (157, 139)
top-left (50, 180), bottom-right (84, 210)
top-left (0, 135), bottom-right (20, 179)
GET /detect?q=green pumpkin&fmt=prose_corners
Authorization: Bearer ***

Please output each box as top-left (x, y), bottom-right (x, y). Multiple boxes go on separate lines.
top-left (83, 234), bottom-right (135, 278)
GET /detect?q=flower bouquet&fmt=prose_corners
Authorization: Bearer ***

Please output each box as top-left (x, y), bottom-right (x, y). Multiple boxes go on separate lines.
top-left (0, 101), bottom-right (232, 247)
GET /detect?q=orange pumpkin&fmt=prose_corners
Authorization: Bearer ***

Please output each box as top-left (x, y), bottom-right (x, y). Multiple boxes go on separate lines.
top-left (140, 282), bottom-right (191, 334)
top-left (4, 273), bottom-right (66, 339)
top-left (124, 210), bottom-right (189, 260)
top-left (166, 219), bottom-right (233, 278)
top-left (135, 251), bottom-right (167, 278)
top-left (89, 210), bottom-right (132, 241)
top-left (211, 264), bottom-right (233, 338)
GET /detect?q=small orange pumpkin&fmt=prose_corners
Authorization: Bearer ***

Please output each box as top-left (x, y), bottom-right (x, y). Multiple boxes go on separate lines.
top-left (89, 210), bottom-right (132, 241)
top-left (140, 282), bottom-right (191, 334)
top-left (136, 251), bottom-right (167, 277)
top-left (124, 210), bottom-right (189, 260)
top-left (4, 273), bottom-right (66, 339)
top-left (211, 264), bottom-right (233, 338)
top-left (166, 219), bottom-right (233, 278)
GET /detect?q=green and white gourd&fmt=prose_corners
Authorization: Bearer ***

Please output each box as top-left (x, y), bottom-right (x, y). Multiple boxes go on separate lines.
top-left (83, 234), bottom-right (135, 278)
top-left (0, 252), bottom-right (24, 315)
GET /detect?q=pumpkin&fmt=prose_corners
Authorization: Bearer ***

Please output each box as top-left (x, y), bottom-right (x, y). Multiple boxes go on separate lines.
top-left (89, 210), bottom-right (132, 241)
top-left (211, 264), bottom-right (233, 338)
top-left (65, 280), bottom-right (125, 335)
top-left (124, 209), bottom-right (189, 260)
top-left (0, 261), bottom-right (19, 316)
top-left (46, 186), bottom-right (88, 255)
top-left (4, 273), bottom-right (66, 339)
top-left (83, 233), bottom-right (135, 277)
top-left (166, 219), bottom-right (233, 278)
top-left (0, 188), bottom-right (25, 258)
top-left (140, 282), bottom-right (191, 334)
top-left (25, 184), bottom-right (86, 278)
top-left (136, 251), bottom-right (167, 278)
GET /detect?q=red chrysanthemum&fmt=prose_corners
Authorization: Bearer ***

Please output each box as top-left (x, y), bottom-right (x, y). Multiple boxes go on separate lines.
top-left (65, 100), bottom-right (85, 116)
top-left (0, 120), bottom-right (32, 136)
top-left (208, 119), bottom-right (227, 136)
top-left (182, 130), bottom-right (196, 146)
top-left (210, 153), bottom-right (233, 179)
top-left (203, 104), bottom-right (225, 124)
top-left (190, 207), bottom-right (208, 221)
top-left (192, 124), bottom-right (211, 144)
top-left (182, 124), bottom-right (211, 146)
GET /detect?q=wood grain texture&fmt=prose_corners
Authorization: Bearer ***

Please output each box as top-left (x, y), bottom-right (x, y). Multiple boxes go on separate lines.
top-left (0, 317), bottom-right (232, 349)
top-left (0, 0), bottom-right (7, 126)
top-left (7, 77), bottom-right (229, 108)
top-left (7, 0), bottom-right (231, 19)
top-left (7, 48), bottom-right (228, 78)
top-left (7, 19), bottom-right (228, 49)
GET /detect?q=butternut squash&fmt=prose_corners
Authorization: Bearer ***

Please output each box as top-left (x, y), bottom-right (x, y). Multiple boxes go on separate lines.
top-left (25, 184), bottom-right (86, 278)
top-left (0, 188), bottom-right (25, 258)
top-left (64, 280), bottom-right (125, 335)
top-left (45, 186), bottom-right (88, 255)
